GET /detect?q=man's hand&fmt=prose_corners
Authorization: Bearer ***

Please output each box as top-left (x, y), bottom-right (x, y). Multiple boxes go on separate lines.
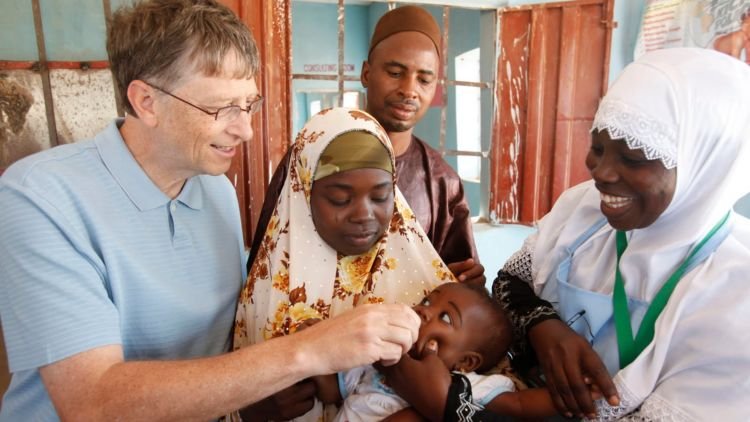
top-left (297, 303), bottom-right (420, 374)
top-left (238, 380), bottom-right (317, 421)
top-left (35, 305), bottom-right (415, 420)
top-left (447, 258), bottom-right (486, 286)
top-left (528, 319), bottom-right (619, 419)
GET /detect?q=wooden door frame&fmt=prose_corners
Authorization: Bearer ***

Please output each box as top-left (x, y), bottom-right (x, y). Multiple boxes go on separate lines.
top-left (222, 0), bottom-right (292, 247)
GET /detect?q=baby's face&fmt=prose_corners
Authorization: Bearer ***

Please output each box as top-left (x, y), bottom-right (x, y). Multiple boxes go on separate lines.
top-left (410, 283), bottom-right (491, 370)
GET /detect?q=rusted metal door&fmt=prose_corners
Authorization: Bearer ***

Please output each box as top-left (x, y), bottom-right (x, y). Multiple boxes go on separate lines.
top-left (490, 0), bottom-right (614, 224)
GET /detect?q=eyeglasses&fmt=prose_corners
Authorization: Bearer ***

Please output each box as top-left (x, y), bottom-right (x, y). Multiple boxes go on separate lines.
top-left (147, 82), bottom-right (264, 121)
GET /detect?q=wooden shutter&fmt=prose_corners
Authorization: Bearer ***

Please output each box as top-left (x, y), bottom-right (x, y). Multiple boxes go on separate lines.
top-left (490, 0), bottom-right (614, 224)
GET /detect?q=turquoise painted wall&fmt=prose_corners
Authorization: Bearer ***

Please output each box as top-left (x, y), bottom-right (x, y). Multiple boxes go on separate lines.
top-left (291, 2), bottom-right (370, 76)
top-left (0, 2), bottom-right (37, 60)
top-left (291, 2), bottom-right (370, 136)
top-left (0, 0), bottom-right (134, 61)
top-left (609, 0), bottom-right (648, 85)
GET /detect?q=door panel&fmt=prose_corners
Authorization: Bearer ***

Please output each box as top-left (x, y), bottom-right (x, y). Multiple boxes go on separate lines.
top-left (491, 9), bottom-right (531, 223)
top-left (491, 0), bottom-right (613, 224)
top-left (220, 0), bottom-right (291, 248)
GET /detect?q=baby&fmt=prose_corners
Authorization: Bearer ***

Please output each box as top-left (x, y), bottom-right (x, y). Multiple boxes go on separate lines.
top-left (312, 282), bottom-right (564, 421)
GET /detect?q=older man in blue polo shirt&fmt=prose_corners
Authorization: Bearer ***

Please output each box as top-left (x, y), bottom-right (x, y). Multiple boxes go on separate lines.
top-left (0, 1), bottom-right (420, 420)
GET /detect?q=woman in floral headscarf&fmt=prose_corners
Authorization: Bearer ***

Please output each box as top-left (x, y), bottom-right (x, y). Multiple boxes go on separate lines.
top-left (233, 107), bottom-right (455, 421)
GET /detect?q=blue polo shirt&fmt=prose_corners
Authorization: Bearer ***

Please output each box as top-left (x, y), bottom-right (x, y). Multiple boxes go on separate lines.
top-left (0, 120), bottom-right (246, 420)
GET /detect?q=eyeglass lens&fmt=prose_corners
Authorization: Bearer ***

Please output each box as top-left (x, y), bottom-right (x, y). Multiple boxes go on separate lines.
top-left (215, 97), bottom-right (264, 121)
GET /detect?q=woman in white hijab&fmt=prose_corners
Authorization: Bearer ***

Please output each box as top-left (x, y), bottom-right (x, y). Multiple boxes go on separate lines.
top-left (491, 48), bottom-right (750, 421)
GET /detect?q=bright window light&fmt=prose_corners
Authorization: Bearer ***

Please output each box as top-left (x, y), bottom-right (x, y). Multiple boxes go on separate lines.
top-left (343, 91), bottom-right (360, 108)
top-left (309, 99), bottom-right (322, 117)
top-left (455, 48), bottom-right (481, 182)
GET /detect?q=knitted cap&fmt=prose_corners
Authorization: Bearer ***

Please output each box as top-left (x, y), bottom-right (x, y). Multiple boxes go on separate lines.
top-left (368, 5), bottom-right (441, 58)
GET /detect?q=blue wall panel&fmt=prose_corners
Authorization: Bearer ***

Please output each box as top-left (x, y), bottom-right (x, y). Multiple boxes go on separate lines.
top-left (39, 0), bottom-right (107, 61)
top-left (0, 2), bottom-right (38, 60)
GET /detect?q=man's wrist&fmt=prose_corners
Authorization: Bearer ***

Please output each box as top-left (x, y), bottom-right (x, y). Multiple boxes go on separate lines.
top-left (281, 331), bottom-right (322, 379)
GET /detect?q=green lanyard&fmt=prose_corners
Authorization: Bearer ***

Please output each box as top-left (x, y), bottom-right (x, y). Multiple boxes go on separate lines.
top-left (613, 211), bottom-right (730, 369)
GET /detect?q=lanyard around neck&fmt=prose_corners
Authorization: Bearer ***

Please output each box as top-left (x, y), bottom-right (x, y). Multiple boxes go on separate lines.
top-left (613, 211), bottom-right (730, 369)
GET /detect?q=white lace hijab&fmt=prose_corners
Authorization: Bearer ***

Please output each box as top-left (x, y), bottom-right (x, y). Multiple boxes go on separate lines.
top-left (530, 49), bottom-right (750, 420)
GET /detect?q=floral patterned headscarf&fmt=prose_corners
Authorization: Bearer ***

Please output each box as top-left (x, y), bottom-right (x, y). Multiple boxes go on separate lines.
top-left (234, 107), bottom-right (454, 351)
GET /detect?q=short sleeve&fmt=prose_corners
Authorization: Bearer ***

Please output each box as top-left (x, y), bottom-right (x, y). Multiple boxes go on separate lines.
top-left (464, 373), bottom-right (516, 406)
top-left (0, 182), bottom-right (121, 372)
top-left (444, 373), bottom-right (512, 422)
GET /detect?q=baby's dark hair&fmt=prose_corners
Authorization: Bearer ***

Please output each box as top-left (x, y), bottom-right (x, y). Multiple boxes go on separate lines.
top-left (460, 283), bottom-right (514, 373)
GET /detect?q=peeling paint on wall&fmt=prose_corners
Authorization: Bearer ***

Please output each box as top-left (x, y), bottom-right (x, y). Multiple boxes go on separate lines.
top-left (497, 43), bottom-right (527, 223)
top-left (0, 71), bottom-right (49, 169)
top-left (1, 69), bottom-right (117, 169)
top-left (50, 69), bottom-right (117, 143)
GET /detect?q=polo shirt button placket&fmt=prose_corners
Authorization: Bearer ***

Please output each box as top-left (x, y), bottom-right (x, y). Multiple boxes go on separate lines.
top-left (169, 201), bottom-right (179, 245)
top-left (169, 200), bottom-right (192, 249)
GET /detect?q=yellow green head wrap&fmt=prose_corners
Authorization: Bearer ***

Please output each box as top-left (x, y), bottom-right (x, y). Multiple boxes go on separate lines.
top-left (313, 130), bottom-right (393, 181)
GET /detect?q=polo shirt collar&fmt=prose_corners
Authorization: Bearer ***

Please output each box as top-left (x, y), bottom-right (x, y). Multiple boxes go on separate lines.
top-left (97, 119), bottom-right (204, 211)
top-left (178, 177), bottom-right (204, 210)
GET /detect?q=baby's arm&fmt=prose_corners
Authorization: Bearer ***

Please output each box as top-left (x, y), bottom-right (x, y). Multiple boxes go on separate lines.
top-left (382, 407), bottom-right (428, 422)
top-left (486, 376), bottom-right (607, 419)
top-left (310, 373), bottom-right (342, 405)
top-left (376, 353), bottom-right (452, 421)
top-left (484, 387), bottom-right (558, 419)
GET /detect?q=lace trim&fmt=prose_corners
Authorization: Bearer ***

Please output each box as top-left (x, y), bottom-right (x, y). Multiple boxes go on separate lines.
top-left (492, 277), bottom-right (526, 356)
top-left (591, 99), bottom-right (677, 169)
top-left (587, 375), bottom-right (694, 422)
top-left (502, 243), bottom-right (534, 283)
top-left (494, 245), bottom-right (558, 358)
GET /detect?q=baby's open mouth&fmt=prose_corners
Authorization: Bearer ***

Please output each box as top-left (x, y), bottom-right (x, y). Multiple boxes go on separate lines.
top-left (424, 339), bottom-right (438, 355)
top-left (410, 339), bottom-right (439, 359)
